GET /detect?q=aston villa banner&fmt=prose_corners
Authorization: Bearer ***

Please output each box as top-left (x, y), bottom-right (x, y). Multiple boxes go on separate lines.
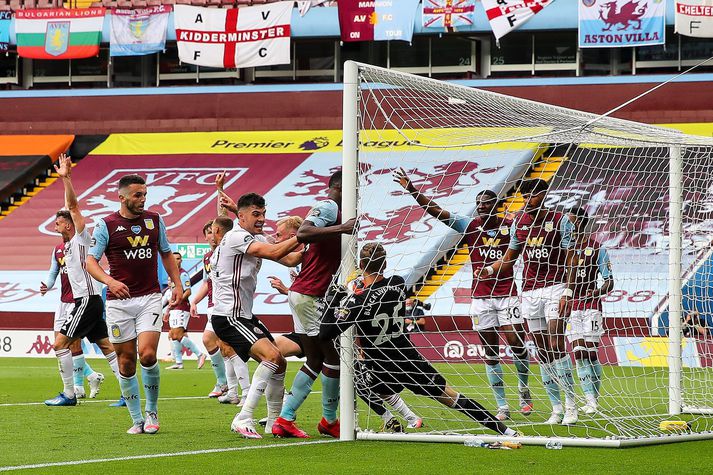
top-left (337, 0), bottom-right (420, 42)
top-left (675, 0), bottom-right (713, 37)
top-left (422, 0), bottom-right (475, 31)
top-left (482, 0), bottom-right (554, 40)
top-left (579, 0), bottom-right (665, 48)
top-left (110, 6), bottom-right (171, 57)
top-left (0, 12), bottom-right (11, 52)
top-left (174, 3), bottom-right (291, 69)
top-left (15, 8), bottom-right (105, 60)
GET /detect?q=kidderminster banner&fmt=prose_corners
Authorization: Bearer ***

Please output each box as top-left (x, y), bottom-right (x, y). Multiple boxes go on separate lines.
top-left (579, 0), bottom-right (665, 48)
top-left (174, 2), bottom-right (291, 69)
top-left (482, 0), bottom-right (554, 41)
top-left (675, 0), bottom-right (713, 38)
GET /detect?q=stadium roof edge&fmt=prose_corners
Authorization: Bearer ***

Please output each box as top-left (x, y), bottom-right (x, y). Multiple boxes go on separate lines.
top-left (3, 72), bottom-right (713, 99)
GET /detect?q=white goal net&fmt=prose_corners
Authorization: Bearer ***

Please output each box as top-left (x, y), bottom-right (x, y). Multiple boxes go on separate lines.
top-left (334, 61), bottom-right (713, 447)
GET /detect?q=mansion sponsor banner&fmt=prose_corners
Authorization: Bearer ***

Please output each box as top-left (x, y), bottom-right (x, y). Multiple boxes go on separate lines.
top-left (422, 0), bottom-right (475, 31)
top-left (110, 5), bottom-right (171, 57)
top-left (675, 0), bottom-right (713, 37)
top-left (579, 0), bottom-right (665, 48)
top-left (15, 8), bottom-right (105, 60)
top-left (482, 0), bottom-right (554, 41)
top-left (174, 3), bottom-right (291, 69)
top-left (337, 0), bottom-right (420, 42)
top-left (0, 12), bottom-right (11, 52)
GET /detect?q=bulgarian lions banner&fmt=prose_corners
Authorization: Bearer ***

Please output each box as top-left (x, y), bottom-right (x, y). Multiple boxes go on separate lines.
top-left (675, 0), bottom-right (713, 37)
top-left (110, 6), bottom-right (171, 57)
top-left (15, 8), bottom-right (105, 60)
top-left (579, 0), bottom-right (665, 48)
top-left (422, 0), bottom-right (475, 31)
top-left (482, 0), bottom-right (554, 41)
top-left (337, 0), bottom-right (420, 42)
top-left (174, 3), bottom-right (291, 69)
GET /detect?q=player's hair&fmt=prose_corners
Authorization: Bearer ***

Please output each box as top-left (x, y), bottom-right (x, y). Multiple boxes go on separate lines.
top-left (213, 216), bottom-right (234, 233)
top-left (55, 210), bottom-right (73, 224)
top-left (173, 251), bottom-right (182, 257)
top-left (277, 215), bottom-right (303, 231)
top-left (237, 193), bottom-right (265, 210)
top-left (360, 242), bottom-right (387, 274)
top-left (520, 178), bottom-right (549, 195)
top-left (569, 206), bottom-right (589, 229)
top-left (202, 220), bottom-right (214, 235)
top-left (118, 174), bottom-right (146, 190)
top-left (476, 189), bottom-right (497, 201)
top-left (329, 170), bottom-right (342, 189)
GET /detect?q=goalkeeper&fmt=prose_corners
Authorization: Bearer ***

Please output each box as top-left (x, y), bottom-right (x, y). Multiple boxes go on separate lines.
top-left (319, 242), bottom-right (519, 437)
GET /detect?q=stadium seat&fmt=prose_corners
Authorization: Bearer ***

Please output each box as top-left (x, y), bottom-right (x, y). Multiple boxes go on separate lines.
top-left (116, 0), bottom-right (131, 6)
top-left (9, 0), bottom-right (20, 10)
top-left (0, 0), bottom-right (9, 10)
top-left (147, 0), bottom-right (162, 6)
top-left (89, 1), bottom-right (101, 6)
top-left (101, 0), bottom-right (118, 6)
top-left (236, 0), bottom-right (251, 5)
top-left (191, 0), bottom-right (207, 5)
top-left (133, 0), bottom-right (147, 6)
top-left (221, 0), bottom-right (234, 7)
top-left (25, 0), bottom-right (38, 8)
top-left (176, 0), bottom-right (191, 4)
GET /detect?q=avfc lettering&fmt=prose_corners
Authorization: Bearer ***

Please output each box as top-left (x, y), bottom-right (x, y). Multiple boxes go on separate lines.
top-left (124, 235), bottom-right (153, 259)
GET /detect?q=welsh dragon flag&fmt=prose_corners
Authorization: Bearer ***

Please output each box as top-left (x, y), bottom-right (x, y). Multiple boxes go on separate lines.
top-left (15, 8), bottom-right (105, 60)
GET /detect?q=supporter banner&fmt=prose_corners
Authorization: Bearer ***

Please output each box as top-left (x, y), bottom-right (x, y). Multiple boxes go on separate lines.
top-left (110, 5), bottom-right (171, 57)
top-left (15, 8), bottom-right (105, 60)
top-left (482, 0), bottom-right (554, 41)
top-left (675, 0), bottom-right (713, 37)
top-left (579, 0), bottom-right (665, 48)
top-left (422, 0), bottom-right (475, 31)
top-left (337, 0), bottom-right (420, 42)
top-left (0, 12), bottom-right (11, 52)
top-left (297, 0), bottom-right (329, 17)
top-left (174, 3), bottom-right (291, 69)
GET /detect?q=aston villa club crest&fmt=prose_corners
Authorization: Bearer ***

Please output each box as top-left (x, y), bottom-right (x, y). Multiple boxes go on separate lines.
top-left (584, 247), bottom-right (594, 257)
top-left (544, 221), bottom-right (554, 232)
top-left (129, 18), bottom-right (146, 40)
top-left (144, 219), bottom-right (155, 230)
top-left (45, 21), bottom-right (70, 57)
top-left (500, 226), bottom-right (509, 236)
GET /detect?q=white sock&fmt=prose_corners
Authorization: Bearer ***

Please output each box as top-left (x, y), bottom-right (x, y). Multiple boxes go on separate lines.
top-left (225, 355), bottom-right (238, 393)
top-left (232, 356), bottom-right (251, 397)
top-left (264, 371), bottom-right (285, 429)
top-left (56, 349), bottom-right (75, 398)
top-left (238, 361), bottom-right (277, 421)
top-left (380, 410), bottom-right (394, 422)
top-left (105, 351), bottom-right (120, 380)
top-left (384, 394), bottom-right (418, 422)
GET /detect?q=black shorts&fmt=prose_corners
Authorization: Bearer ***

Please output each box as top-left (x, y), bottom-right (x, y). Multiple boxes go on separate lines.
top-left (282, 332), bottom-right (305, 358)
top-left (211, 314), bottom-right (274, 363)
top-left (60, 295), bottom-right (108, 343)
top-left (367, 358), bottom-right (447, 399)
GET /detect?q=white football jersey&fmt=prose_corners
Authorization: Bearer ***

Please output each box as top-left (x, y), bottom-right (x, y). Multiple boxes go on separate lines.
top-left (64, 228), bottom-right (101, 298)
top-left (210, 226), bottom-right (267, 322)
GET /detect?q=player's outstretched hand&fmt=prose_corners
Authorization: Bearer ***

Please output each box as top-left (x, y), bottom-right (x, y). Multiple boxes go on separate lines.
top-left (215, 170), bottom-right (227, 191)
top-left (393, 167), bottom-right (415, 192)
top-left (268, 276), bottom-right (288, 295)
top-left (169, 285), bottom-right (182, 308)
top-left (189, 302), bottom-right (198, 318)
top-left (108, 278), bottom-right (130, 299)
top-left (341, 217), bottom-right (357, 234)
top-left (40, 281), bottom-right (48, 296)
top-left (54, 153), bottom-right (72, 179)
top-left (558, 295), bottom-right (572, 319)
top-left (219, 190), bottom-right (237, 214)
top-left (163, 310), bottom-right (169, 323)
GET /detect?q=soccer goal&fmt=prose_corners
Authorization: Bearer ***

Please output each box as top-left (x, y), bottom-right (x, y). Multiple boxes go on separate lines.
top-left (336, 61), bottom-right (713, 448)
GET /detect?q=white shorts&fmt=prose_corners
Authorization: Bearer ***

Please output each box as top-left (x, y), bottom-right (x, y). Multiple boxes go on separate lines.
top-left (521, 283), bottom-right (566, 333)
top-left (566, 309), bottom-right (604, 344)
top-left (169, 310), bottom-right (190, 330)
top-left (204, 307), bottom-right (214, 334)
top-left (106, 293), bottom-right (162, 344)
top-left (54, 302), bottom-right (75, 332)
top-left (288, 291), bottom-right (321, 337)
top-left (469, 297), bottom-right (522, 331)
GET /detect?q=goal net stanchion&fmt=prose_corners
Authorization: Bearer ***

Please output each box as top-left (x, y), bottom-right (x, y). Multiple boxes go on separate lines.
top-left (337, 60), bottom-right (713, 447)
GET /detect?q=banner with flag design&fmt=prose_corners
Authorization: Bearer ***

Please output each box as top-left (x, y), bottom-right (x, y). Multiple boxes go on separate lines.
top-left (422, 0), bottom-right (475, 31)
top-left (482, 0), bottom-right (554, 41)
top-left (110, 6), bottom-right (171, 57)
top-left (579, 0), bottom-right (665, 48)
top-left (337, 0), bottom-right (420, 42)
top-left (174, 3), bottom-right (292, 69)
top-left (15, 8), bottom-right (105, 60)
top-left (675, 0), bottom-right (713, 37)
top-left (0, 12), bottom-right (11, 52)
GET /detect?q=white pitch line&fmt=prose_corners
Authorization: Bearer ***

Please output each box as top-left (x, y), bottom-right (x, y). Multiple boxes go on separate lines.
top-left (0, 392), bottom-right (323, 408)
top-left (0, 440), bottom-right (338, 472)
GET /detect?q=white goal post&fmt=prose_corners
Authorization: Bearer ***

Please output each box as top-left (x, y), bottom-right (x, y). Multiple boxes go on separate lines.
top-left (337, 61), bottom-right (713, 447)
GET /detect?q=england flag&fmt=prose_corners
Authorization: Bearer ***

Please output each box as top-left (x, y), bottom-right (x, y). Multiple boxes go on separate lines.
top-left (482, 0), bottom-right (554, 41)
top-left (174, 3), bottom-right (292, 69)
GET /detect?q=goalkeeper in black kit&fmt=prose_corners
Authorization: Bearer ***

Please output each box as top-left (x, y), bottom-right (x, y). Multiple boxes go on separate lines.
top-left (319, 242), bottom-right (519, 436)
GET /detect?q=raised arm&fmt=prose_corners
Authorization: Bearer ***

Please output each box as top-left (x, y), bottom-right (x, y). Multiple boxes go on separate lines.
top-left (215, 171), bottom-right (231, 217)
top-left (393, 167), bottom-right (451, 224)
top-left (296, 200), bottom-right (355, 244)
top-left (246, 236), bottom-right (300, 262)
top-left (54, 153), bottom-right (86, 234)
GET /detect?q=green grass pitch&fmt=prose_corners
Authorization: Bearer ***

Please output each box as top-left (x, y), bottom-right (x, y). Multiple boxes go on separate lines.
top-left (0, 357), bottom-right (711, 474)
